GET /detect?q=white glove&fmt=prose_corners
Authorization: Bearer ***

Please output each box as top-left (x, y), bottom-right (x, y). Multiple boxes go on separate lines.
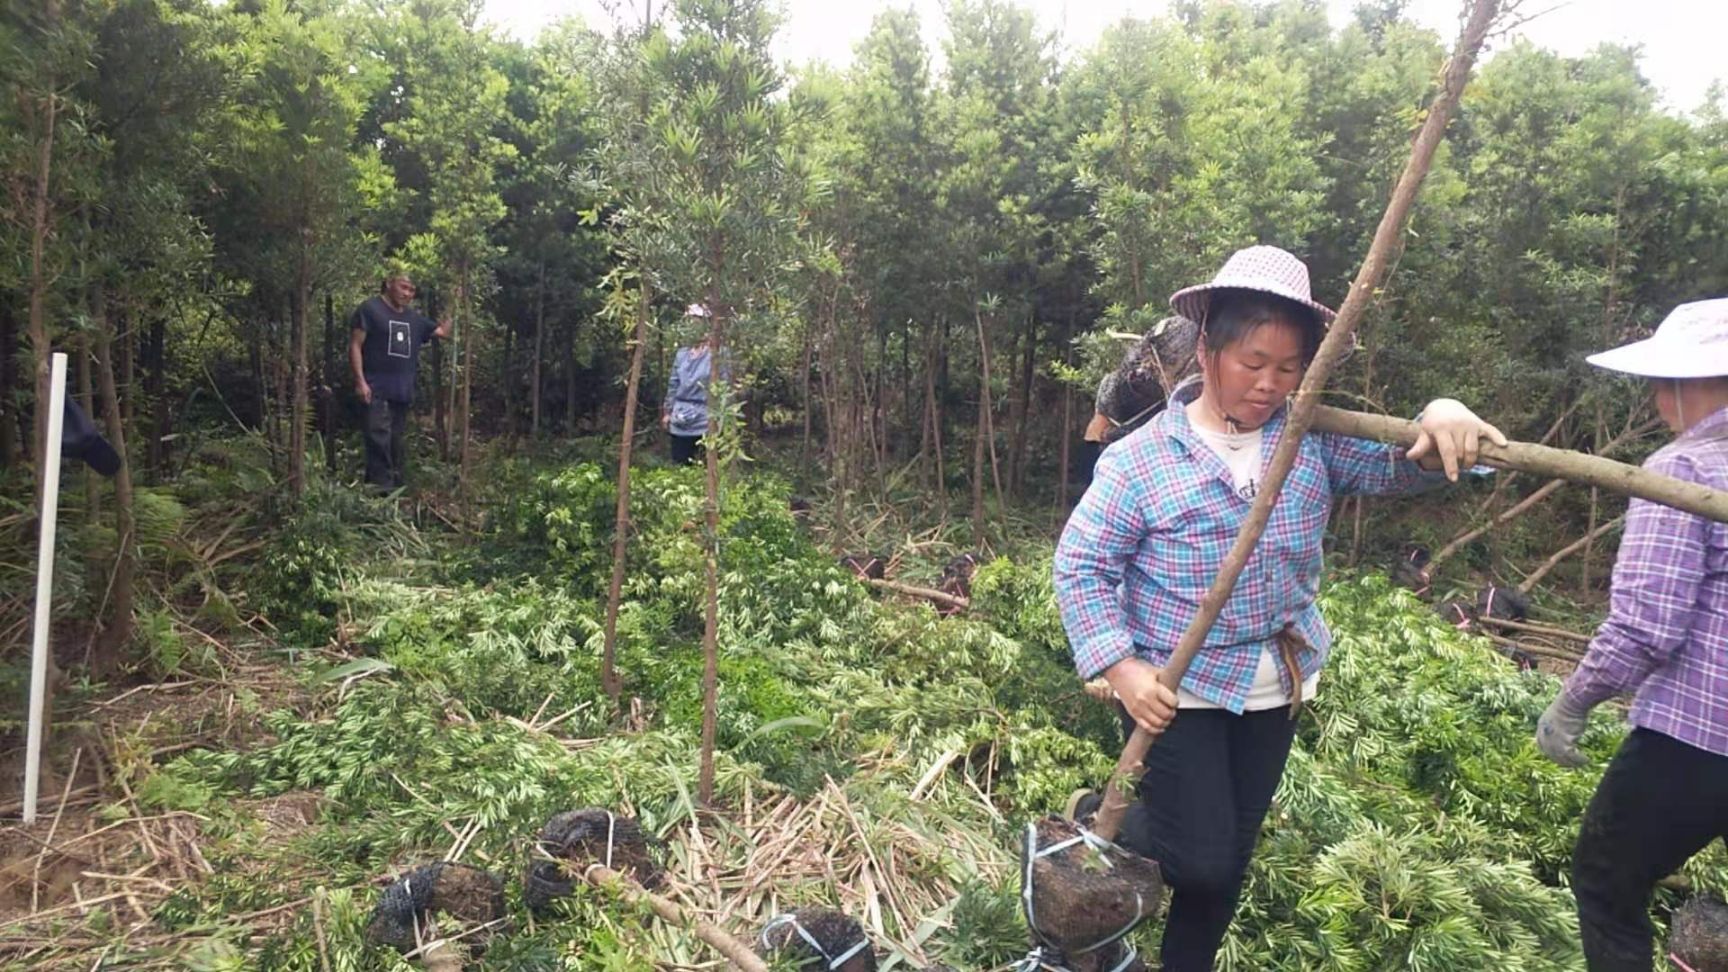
top-left (1408, 398), bottom-right (1508, 481)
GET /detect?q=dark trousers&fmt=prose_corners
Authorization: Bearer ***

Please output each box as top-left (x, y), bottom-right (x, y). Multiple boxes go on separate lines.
top-left (669, 432), bottom-right (703, 466)
top-left (1076, 440), bottom-right (1103, 497)
top-left (1114, 704), bottom-right (1297, 972)
top-left (364, 397), bottom-right (409, 489)
top-left (1573, 728), bottom-right (1728, 971)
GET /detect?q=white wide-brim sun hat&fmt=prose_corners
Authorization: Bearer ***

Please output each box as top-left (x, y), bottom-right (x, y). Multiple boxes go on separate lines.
top-left (1169, 245), bottom-right (1337, 326)
top-left (1587, 298), bottom-right (1728, 379)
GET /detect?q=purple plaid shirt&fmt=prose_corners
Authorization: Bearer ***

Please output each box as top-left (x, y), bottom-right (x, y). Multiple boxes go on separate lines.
top-left (1565, 406), bottom-right (1728, 756)
top-left (1054, 383), bottom-right (1437, 712)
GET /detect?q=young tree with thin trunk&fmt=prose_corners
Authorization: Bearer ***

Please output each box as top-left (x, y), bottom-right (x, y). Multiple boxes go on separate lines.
top-left (595, 0), bottom-right (802, 804)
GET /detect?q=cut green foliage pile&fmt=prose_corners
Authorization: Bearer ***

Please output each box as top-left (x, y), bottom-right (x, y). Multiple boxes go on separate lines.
top-left (18, 462), bottom-right (1726, 970)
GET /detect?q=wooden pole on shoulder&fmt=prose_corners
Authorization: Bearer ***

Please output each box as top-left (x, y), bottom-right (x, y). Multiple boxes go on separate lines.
top-left (1312, 408), bottom-right (1728, 522)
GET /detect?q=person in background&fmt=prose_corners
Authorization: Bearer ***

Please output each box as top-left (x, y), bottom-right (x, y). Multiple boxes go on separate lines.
top-left (662, 304), bottom-right (724, 466)
top-left (1536, 298), bottom-right (1728, 972)
top-left (349, 267), bottom-right (450, 490)
top-left (1080, 315), bottom-right (1204, 487)
top-left (1055, 245), bottom-right (1505, 972)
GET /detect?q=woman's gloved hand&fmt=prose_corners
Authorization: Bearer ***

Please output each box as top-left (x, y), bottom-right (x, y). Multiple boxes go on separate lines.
top-left (1536, 691), bottom-right (1593, 768)
top-left (1408, 398), bottom-right (1508, 480)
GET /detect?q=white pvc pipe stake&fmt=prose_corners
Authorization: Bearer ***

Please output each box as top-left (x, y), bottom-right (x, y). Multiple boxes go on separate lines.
top-left (23, 352), bottom-right (68, 825)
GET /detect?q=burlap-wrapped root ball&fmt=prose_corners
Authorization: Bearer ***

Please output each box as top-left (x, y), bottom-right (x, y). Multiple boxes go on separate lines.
top-left (1670, 898), bottom-right (1728, 972)
top-left (1021, 817), bottom-right (1163, 959)
top-left (757, 907), bottom-right (876, 972)
top-left (524, 808), bottom-right (664, 914)
top-left (366, 861), bottom-right (507, 953)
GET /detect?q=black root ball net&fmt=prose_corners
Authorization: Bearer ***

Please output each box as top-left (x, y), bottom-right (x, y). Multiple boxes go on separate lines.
top-left (1018, 817), bottom-right (1163, 972)
top-left (524, 808), bottom-right (664, 914)
top-left (366, 861), bottom-right (507, 952)
top-left (757, 907), bottom-right (877, 972)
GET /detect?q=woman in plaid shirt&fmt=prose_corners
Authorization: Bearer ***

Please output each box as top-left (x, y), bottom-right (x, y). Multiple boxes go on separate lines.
top-left (1536, 298), bottom-right (1728, 972)
top-left (1055, 246), bottom-right (1504, 972)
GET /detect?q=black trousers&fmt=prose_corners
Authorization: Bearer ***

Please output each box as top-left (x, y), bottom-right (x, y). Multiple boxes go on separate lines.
top-left (669, 432), bottom-right (703, 466)
top-left (364, 397), bottom-right (409, 489)
top-left (1069, 440), bottom-right (1103, 502)
top-left (1573, 728), bottom-right (1728, 971)
top-left (1115, 703), bottom-right (1297, 971)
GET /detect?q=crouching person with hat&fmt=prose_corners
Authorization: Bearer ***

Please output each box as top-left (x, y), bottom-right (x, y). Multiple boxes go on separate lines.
top-left (1054, 245), bottom-right (1506, 972)
top-left (1535, 298), bottom-right (1728, 972)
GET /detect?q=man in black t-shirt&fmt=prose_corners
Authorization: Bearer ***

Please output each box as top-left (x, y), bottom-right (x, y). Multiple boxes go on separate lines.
top-left (348, 270), bottom-right (450, 489)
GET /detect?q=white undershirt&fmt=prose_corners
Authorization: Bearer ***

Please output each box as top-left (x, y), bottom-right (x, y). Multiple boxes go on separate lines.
top-left (1178, 406), bottom-right (1320, 711)
top-left (1189, 417), bottom-right (1264, 501)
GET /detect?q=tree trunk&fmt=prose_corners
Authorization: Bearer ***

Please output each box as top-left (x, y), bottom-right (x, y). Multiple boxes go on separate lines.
top-left (324, 293), bottom-right (337, 473)
top-left (799, 325), bottom-right (813, 471)
top-left (288, 253), bottom-right (311, 496)
top-left (25, 82), bottom-right (58, 502)
top-left (263, 309), bottom-right (285, 477)
top-left (976, 311), bottom-right (1005, 518)
top-left (925, 324), bottom-right (946, 519)
top-left (91, 281), bottom-right (134, 674)
top-left (531, 257), bottom-right (545, 439)
top-left (1007, 315), bottom-right (1035, 494)
top-left (119, 307), bottom-right (134, 427)
top-left (566, 314), bottom-right (580, 434)
top-left (971, 361), bottom-right (986, 546)
top-left (697, 303), bottom-right (724, 807)
top-left (502, 306), bottom-right (517, 446)
top-left (248, 312), bottom-right (265, 434)
top-left (601, 280), bottom-right (651, 704)
top-left (15, 64), bottom-right (62, 730)
top-left (0, 299), bottom-right (18, 467)
top-left (1018, 322), bottom-right (1034, 495)
top-left (874, 323), bottom-right (887, 488)
top-left (816, 331), bottom-right (843, 504)
top-left (902, 320), bottom-right (913, 461)
top-left (432, 291), bottom-right (448, 459)
top-left (1057, 362), bottom-right (1072, 516)
top-left (458, 268), bottom-right (475, 496)
top-left (147, 315), bottom-right (168, 484)
top-left (77, 335), bottom-right (98, 519)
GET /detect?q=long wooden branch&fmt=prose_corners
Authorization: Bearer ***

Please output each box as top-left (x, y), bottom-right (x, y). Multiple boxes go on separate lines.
top-left (1090, 0), bottom-right (1503, 844)
top-left (1518, 513), bottom-right (1626, 593)
top-left (1474, 397), bottom-right (1581, 513)
top-left (1478, 616), bottom-right (1592, 643)
top-left (1432, 416), bottom-right (1658, 564)
top-left (1311, 408), bottom-right (1726, 522)
top-left (1435, 478), bottom-right (1564, 564)
top-left (1481, 631), bottom-right (1584, 662)
top-left (866, 577), bottom-right (969, 613)
top-left (585, 865), bottom-right (769, 972)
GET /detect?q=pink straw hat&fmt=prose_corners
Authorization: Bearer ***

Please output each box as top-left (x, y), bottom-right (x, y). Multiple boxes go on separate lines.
top-left (1169, 245), bottom-right (1337, 326)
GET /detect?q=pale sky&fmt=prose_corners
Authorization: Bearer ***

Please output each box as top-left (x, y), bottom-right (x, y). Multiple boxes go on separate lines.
top-left (482, 0), bottom-right (1725, 115)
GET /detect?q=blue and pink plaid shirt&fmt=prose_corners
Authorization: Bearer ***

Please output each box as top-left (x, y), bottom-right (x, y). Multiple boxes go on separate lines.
top-left (1566, 406), bottom-right (1728, 757)
top-left (1054, 382), bottom-right (1438, 712)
